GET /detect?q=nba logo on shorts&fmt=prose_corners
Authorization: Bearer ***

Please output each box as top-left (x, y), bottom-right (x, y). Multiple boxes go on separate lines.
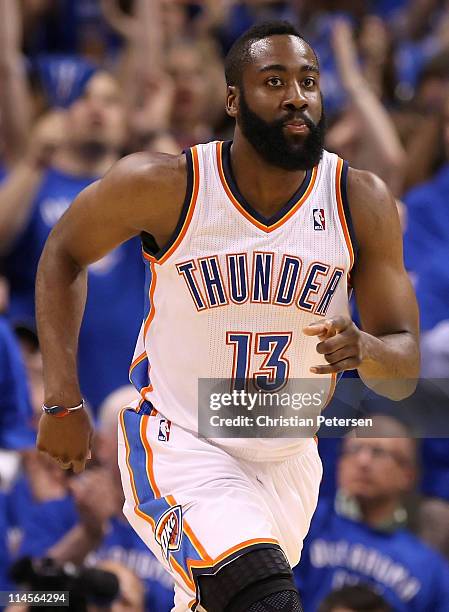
top-left (155, 505), bottom-right (183, 563)
top-left (158, 418), bottom-right (171, 442)
top-left (313, 208), bottom-right (326, 231)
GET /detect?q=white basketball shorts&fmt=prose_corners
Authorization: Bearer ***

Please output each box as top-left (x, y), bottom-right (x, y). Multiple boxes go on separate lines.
top-left (117, 404), bottom-right (322, 611)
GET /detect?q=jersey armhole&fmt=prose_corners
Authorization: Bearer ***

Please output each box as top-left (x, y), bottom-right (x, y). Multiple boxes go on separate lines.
top-left (141, 147), bottom-right (195, 261)
top-left (337, 159), bottom-right (360, 275)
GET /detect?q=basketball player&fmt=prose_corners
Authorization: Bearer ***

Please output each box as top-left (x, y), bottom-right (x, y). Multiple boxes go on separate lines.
top-left (35, 22), bottom-right (420, 612)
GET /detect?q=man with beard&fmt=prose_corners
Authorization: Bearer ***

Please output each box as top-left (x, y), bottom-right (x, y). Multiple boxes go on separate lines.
top-left (35, 21), bottom-right (419, 612)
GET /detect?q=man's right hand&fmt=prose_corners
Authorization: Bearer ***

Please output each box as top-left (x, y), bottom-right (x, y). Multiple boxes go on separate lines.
top-left (69, 468), bottom-right (117, 535)
top-left (37, 408), bottom-right (94, 473)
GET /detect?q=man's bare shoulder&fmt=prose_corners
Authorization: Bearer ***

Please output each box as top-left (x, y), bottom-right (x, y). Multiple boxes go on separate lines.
top-left (95, 151), bottom-right (188, 236)
top-left (102, 151), bottom-right (187, 201)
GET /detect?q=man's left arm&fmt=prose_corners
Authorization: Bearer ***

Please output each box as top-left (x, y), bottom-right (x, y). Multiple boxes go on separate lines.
top-left (304, 168), bottom-right (420, 400)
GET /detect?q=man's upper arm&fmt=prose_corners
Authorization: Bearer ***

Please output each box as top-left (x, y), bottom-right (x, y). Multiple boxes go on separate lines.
top-left (348, 168), bottom-right (419, 338)
top-left (47, 152), bottom-right (186, 267)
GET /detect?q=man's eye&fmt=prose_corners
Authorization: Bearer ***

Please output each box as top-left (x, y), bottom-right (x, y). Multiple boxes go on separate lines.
top-left (267, 77), bottom-right (283, 87)
top-left (303, 77), bottom-right (316, 88)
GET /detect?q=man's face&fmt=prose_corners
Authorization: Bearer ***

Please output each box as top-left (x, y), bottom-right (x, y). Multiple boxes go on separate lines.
top-left (230, 35), bottom-right (324, 170)
top-left (167, 46), bottom-right (209, 125)
top-left (66, 72), bottom-right (126, 152)
top-left (338, 436), bottom-right (416, 503)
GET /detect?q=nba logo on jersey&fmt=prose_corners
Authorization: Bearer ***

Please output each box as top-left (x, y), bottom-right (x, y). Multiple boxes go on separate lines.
top-left (313, 208), bottom-right (326, 230)
top-left (155, 505), bottom-right (182, 563)
top-left (158, 418), bottom-right (171, 442)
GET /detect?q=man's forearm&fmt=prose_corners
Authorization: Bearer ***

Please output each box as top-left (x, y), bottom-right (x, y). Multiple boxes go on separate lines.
top-left (47, 523), bottom-right (105, 565)
top-left (359, 331), bottom-right (420, 400)
top-left (0, 0), bottom-right (31, 164)
top-left (36, 236), bottom-right (87, 407)
top-left (0, 161), bottom-right (43, 251)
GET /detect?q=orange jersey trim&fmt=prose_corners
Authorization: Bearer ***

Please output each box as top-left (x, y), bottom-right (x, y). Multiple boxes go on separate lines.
top-left (335, 158), bottom-right (355, 270)
top-left (143, 145), bottom-right (200, 266)
top-left (134, 261), bottom-right (157, 399)
top-left (121, 409), bottom-right (198, 593)
top-left (137, 414), bottom-right (282, 598)
top-left (129, 351), bottom-right (147, 373)
top-left (216, 141), bottom-right (318, 234)
top-left (212, 537), bottom-right (280, 566)
top-left (143, 260), bottom-right (157, 341)
top-left (140, 420), bottom-right (213, 569)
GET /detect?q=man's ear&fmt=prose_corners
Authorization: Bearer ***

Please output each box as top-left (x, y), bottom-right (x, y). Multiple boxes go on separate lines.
top-left (226, 85), bottom-right (239, 118)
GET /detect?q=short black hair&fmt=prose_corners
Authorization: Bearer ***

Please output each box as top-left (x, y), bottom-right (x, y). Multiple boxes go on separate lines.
top-left (318, 585), bottom-right (392, 612)
top-left (224, 20), bottom-right (313, 87)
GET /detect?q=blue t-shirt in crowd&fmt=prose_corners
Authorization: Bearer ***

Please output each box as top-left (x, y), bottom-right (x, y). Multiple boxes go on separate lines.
top-left (0, 314), bottom-right (35, 597)
top-left (370, 0), bottom-right (408, 18)
top-left (26, 0), bottom-right (121, 56)
top-left (414, 249), bottom-right (449, 331)
top-left (15, 491), bottom-right (174, 611)
top-left (420, 439), bottom-right (449, 501)
top-left (0, 316), bottom-right (35, 450)
top-left (3, 167), bottom-right (144, 414)
top-left (0, 492), bottom-right (13, 593)
top-left (294, 499), bottom-right (449, 612)
top-left (403, 164), bottom-right (449, 277)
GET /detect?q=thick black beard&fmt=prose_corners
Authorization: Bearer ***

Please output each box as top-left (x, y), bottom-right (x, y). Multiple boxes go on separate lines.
top-left (238, 89), bottom-right (325, 171)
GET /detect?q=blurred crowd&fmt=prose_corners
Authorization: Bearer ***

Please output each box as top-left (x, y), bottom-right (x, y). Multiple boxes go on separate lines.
top-left (0, 0), bottom-right (449, 610)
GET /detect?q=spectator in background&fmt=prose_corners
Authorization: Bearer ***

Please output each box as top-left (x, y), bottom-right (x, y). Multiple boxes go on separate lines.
top-left (103, 0), bottom-right (225, 152)
top-left (0, 302), bottom-right (35, 592)
top-left (418, 436), bottom-right (449, 559)
top-left (0, 64), bottom-right (144, 414)
top-left (166, 41), bottom-right (221, 149)
top-left (0, 314), bottom-right (35, 454)
top-left (11, 385), bottom-right (174, 612)
top-left (13, 323), bottom-right (44, 429)
top-left (399, 50), bottom-right (449, 193)
top-left (402, 91), bottom-right (449, 282)
top-left (318, 584), bottom-right (392, 612)
top-left (399, 85), bottom-right (449, 538)
top-left (326, 18), bottom-right (405, 195)
top-left (5, 325), bottom-right (69, 556)
top-left (294, 415), bottom-right (449, 612)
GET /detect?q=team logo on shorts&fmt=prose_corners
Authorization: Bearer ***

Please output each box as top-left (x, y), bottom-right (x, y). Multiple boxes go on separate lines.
top-left (313, 208), bottom-right (326, 231)
top-left (158, 418), bottom-right (171, 442)
top-left (155, 505), bottom-right (183, 563)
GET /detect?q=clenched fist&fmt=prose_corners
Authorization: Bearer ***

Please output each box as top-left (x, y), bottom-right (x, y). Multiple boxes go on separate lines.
top-left (37, 408), bottom-right (94, 473)
top-left (303, 315), bottom-right (365, 374)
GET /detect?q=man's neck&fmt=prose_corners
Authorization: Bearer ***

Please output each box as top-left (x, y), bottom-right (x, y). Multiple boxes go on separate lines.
top-left (230, 131), bottom-right (307, 218)
top-left (358, 498), bottom-right (406, 529)
top-left (336, 489), bottom-right (406, 530)
top-left (53, 145), bottom-right (118, 178)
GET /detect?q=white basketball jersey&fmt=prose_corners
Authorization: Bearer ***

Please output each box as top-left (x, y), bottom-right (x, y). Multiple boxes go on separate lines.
top-left (129, 141), bottom-right (356, 460)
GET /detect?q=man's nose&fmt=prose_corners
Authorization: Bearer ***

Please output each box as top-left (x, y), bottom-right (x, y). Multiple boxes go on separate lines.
top-left (88, 105), bottom-right (105, 123)
top-left (355, 446), bottom-right (373, 466)
top-left (282, 82), bottom-right (308, 112)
